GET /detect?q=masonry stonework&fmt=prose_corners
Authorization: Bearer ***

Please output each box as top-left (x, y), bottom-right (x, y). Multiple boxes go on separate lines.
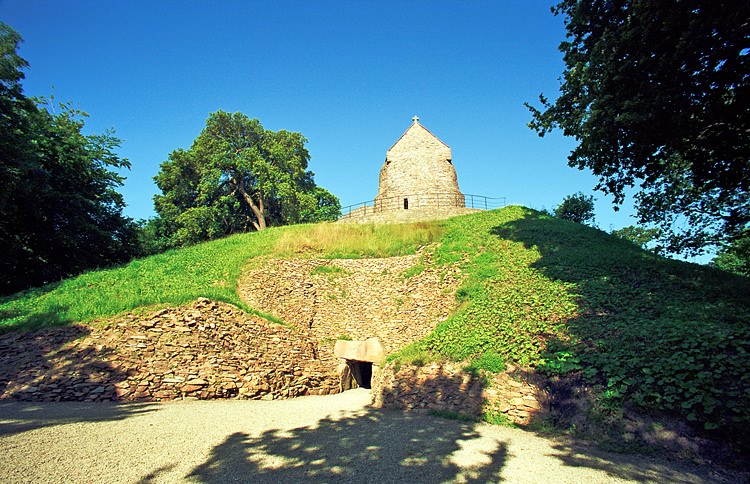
top-left (374, 117), bottom-right (465, 212)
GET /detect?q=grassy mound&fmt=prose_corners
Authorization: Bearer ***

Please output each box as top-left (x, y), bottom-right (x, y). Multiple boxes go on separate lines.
top-left (395, 206), bottom-right (750, 435)
top-left (2, 206), bottom-right (748, 437)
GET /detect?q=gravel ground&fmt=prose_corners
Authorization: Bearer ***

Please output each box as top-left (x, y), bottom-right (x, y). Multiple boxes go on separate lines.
top-left (0, 389), bottom-right (741, 483)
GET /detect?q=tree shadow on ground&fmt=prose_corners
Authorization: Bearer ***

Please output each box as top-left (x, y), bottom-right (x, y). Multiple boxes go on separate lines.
top-left (188, 406), bottom-right (508, 483)
top-left (0, 323), bottom-right (154, 436)
top-left (0, 401), bottom-right (156, 437)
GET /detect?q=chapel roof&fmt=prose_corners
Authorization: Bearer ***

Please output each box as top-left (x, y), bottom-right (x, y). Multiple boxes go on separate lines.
top-left (387, 116), bottom-right (450, 152)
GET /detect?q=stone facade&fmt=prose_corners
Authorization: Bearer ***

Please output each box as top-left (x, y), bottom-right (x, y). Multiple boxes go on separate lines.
top-left (0, 299), bottom-right (340, 403)
top-left (372, 362), bottom-right (546, 426)
top-left (374, 117), bottom-right (465, 212)
top-left (238, 247), bottom-right (463, 359)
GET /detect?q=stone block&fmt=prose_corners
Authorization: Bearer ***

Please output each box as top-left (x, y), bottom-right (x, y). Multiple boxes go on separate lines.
top-left (333, 337), bottom-right (385, 363)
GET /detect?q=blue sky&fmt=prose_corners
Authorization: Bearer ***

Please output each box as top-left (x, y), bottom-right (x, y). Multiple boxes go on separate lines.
top-left (3, 1), bottom-right (650, 236)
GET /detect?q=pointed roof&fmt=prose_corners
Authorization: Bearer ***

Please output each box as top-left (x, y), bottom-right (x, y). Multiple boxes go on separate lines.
top-left (387, 116), bottom-right (450, 152)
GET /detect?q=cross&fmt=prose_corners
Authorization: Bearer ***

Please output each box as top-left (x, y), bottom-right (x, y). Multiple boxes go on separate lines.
top-left (412, 115), bottom-right (419, 123)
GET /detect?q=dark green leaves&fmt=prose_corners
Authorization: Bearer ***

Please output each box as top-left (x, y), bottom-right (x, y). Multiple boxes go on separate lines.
top-left (0, 23), bottom-right (138, 294)
top-left (528, 0), bottom-right (750, 255)
top-left (150, 111), bottom-right (340, 249)
top-left (553, 192), bottom-right (596, 225)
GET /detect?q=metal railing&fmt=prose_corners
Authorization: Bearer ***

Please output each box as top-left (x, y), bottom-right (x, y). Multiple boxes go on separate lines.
top-left (339, 193), bottom-right (506, 220)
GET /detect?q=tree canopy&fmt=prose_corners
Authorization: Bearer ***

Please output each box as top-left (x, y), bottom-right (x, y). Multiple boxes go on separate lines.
top-left (0, 23), bottom-right (138, 295)
top-left (611, 225), bottom-right (660, 252)
top-left (527, 0), bottom-right (749, 255)
top-left (150, 111), bottom-right (340, 249)
top-left (554, 192), bottom-right (596, 225)
top-left (711, 232), bottom-right (750, 277)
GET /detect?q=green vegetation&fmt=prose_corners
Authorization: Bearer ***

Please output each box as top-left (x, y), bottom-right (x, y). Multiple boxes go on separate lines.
top-left (482, 409), bottom-right (515, 427)
top-left (465, 351), bottom-right (506, 374)
top-left (553, 192), bottom-right (596, 225)
top-left (2, 205), bottom-right (748, 439)
top-left (0, 23), bottom-right (139, 295)
top-left (401, 262), bottom-right (426, 279)
top-left (0, 229), bottom-right (279, 332)
top-left (146, 110), bottom-right (340, 251)
top-left (0, 219), bottom-right (444, 333)
top-left (274, 222), bottom-right (444, 258)
top-left (527, 1), bottom-right (748, 255)
top-left (712, 233), bottom-right (750, 278)
top-left (309, 265), bottom-right (351, 278)
top-left (393, 206), bottom-right (750, 435)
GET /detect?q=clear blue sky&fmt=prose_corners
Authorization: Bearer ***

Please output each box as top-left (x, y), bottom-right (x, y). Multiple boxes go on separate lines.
top-left (3, 1), bottom-right (666, 242)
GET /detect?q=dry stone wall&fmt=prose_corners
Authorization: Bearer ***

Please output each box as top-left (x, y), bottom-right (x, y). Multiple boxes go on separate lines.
top-left (239, 248), bottom-right (463, 363)
top-left (0, 299), bottom-right (339, 403)
top-left (373, 362), bottom-right (547, 426)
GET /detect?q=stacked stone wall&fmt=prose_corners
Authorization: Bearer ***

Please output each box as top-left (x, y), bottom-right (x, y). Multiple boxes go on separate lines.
top-left (372, 362), bottom-right (546, 426)
top-left (239, 249), bottom-right (463, 360)
top-left (0, 299), bottom-right (339, 403)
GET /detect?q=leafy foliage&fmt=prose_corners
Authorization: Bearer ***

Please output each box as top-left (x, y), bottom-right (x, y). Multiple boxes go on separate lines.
top-left (151, 111), bottom-right (340, 249)
top-left (527, 0), bottom-right (750, 255)
top-left (711, 232), bottom-right (750, 277)
top-left (0, 23), bottom-right (138, 295)
top-left (610, 225), bottom-right (660, 252)
top-left (553, 192), bottom-right (596, 225)
top-left (465, 350), bottom-right (506, 374)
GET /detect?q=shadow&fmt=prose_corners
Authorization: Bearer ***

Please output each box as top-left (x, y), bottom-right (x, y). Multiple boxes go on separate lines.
top-left (491, 211), bottom-right (750, 462)
top-left (189, 406), bottom-right (508, 483)
top-left (377, 363), bottom-right (486, 417)
top-left (136, 462), bottom-right (178, 483)
top-left (0, 400), bottom-right (157, 437)
top-left (0, 324), bottom-right (152, 434)
top-left (0, 308), bottom-right (73, 335)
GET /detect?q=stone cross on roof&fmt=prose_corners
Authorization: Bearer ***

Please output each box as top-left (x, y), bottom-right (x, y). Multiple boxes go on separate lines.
top-left (412, 115), bottom-right (419, 123)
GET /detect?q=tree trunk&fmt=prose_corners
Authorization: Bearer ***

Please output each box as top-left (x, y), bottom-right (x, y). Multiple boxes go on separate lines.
top-left (236, 184), bottom-right (266, 231)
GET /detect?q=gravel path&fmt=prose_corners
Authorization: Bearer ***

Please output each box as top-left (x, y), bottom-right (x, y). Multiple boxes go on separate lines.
top-left (0, 389), bottom-right (738, 483)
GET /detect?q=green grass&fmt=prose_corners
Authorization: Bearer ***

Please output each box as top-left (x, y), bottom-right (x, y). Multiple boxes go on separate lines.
top-left (0, 220), bottom-right (444, 333)
top-left (274, 221), bottom-right (445, 258)
top-left (309, 265), bottom-right (350, 277)
top-left (392, 206), bottom-right (750, 436)
top-left (0, 228), bottom-right (281, 332)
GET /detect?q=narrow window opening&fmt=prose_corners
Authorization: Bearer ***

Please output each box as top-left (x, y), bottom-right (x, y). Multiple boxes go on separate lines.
top-left (403, 198), bottom-right (409, 210)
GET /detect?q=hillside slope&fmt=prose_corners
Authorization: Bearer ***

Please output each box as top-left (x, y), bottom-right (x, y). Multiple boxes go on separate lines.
top-left (1, 206), bottom-right (748, 440)
top-left (404, 207), bottom-right (750, 438)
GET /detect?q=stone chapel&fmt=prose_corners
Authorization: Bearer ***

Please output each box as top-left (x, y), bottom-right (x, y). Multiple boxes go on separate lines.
top-left (374, 116), bottom-right (466, 212)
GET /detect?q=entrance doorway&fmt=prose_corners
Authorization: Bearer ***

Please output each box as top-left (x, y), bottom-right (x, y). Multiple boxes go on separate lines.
top-left (349, 361), bottom-right (373, 389)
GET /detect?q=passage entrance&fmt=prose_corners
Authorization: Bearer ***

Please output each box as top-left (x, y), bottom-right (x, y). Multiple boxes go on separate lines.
top-left (349, 361), bottom-right (372, 389)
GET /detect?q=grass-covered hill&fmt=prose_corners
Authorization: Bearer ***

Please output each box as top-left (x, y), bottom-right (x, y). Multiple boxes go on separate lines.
top-left (1, 206), bottom-right (748, 437)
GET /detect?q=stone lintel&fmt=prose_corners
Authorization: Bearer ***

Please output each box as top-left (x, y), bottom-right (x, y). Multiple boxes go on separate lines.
top-left (334, 337), bottom-right (385, 363)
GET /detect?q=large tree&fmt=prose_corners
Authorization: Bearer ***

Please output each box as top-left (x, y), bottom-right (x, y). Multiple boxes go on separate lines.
top-left (527, 0), bottom-right (749, 255)
top-left (0, 23), bottom-right (138, 294)
top-left (152, 111), bottom-right (340, 248)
